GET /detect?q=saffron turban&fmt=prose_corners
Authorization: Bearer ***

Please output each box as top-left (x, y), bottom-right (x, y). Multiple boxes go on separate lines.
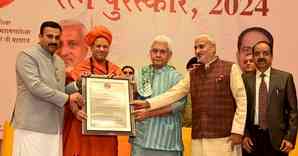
top-left (84, 25), bottom-right (112, 46)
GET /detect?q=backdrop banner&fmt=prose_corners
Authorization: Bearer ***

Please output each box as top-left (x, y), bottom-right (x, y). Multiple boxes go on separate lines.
top-left (1, 2), bottom-right (297, 152)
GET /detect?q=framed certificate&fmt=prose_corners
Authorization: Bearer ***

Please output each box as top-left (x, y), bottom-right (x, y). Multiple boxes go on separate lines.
top-left (82, 75), bottom-right (136, 136)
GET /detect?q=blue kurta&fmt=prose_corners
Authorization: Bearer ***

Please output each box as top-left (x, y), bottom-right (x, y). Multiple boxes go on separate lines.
top-left (132, 65), bottom-right (186, 153)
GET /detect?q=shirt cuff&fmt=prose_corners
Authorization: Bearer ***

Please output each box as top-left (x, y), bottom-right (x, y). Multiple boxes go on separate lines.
top-left (231, 124), bottom-right (244, 135)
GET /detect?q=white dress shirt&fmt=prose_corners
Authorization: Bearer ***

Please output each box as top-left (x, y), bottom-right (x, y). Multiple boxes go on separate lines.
top-left (254, 67), bottom-right (271, 125)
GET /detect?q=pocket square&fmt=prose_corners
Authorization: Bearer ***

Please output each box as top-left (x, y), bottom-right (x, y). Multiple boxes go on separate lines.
top-left (275, 88), bottom-right (280, 96)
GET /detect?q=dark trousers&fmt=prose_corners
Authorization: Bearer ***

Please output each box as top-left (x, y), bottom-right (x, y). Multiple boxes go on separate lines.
top-left (243, 126), bottom-right (287, 156)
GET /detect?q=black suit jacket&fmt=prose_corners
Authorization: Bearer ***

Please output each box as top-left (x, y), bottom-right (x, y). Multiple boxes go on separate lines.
top-left (242, 68), bottom-right (298, 150)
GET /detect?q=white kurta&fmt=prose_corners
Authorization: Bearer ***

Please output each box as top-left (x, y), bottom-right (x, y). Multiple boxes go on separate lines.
top-left (12, 128), bottom-right (62, 156)
top-left (192, 137), bottom-right (242, 156)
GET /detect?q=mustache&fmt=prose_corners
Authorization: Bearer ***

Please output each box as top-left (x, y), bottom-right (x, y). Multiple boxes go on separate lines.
top-left (257, 58), bottom-right (266, 63)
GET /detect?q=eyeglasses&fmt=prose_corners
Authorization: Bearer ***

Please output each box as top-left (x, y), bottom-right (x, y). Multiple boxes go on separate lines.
top-left (194, 45), bottom-right (205, 50)
top-left (123, 71), bottom-right (133, 75)
top-left (150, 48), bottom-right (168, 54)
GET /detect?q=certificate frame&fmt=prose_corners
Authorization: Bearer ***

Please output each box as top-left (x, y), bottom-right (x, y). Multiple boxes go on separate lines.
top-left (82, 75), bottom-right (136, 136)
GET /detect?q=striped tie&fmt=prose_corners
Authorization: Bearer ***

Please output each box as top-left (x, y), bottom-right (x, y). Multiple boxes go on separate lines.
top-left (259, 73), bottom-right (268, 129)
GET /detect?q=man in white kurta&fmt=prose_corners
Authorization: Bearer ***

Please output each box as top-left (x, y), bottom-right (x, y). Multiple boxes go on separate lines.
top-left (133, 34), bottom-right (247, 156)
top-left (12, 21), bottom-right (82, 156)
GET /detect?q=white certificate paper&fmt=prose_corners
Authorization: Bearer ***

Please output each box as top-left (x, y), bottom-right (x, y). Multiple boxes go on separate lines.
top-left (82, 76), bottom-right (135, 135)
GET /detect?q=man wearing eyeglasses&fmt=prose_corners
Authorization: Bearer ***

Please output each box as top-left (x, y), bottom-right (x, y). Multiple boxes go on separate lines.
top-left (132, 34), bottom-right (247, 156)
top-left (122, 65), bottom-right (135, 78)
top-left (131, 35), bottom-right (186, 156)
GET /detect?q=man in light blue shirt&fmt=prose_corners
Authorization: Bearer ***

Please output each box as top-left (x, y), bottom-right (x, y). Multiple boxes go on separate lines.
top-left (131, 35), bottom-right (186, 156)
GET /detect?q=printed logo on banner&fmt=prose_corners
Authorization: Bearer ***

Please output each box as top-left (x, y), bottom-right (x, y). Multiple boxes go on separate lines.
top-left (0, 0), bottom-right (14, 8)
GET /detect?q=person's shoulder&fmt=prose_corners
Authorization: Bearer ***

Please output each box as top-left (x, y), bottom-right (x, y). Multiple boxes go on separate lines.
top-left (219, 59), bottom-right (235, 66)
top-left (54, 54), bottom-right (64, 62)
top-left (242, 71), bottom-right (255, 79)
top-left (17, 44), bottom-right (40, 61)
top-left (76, 58), bottom-right (90, 66)
top-left (22, 44), bottom-right (39, 54)
top-left (271, 68), bottom-right (293, 78)
top-left (69, 59), bottom-right (91, 80)
top-left (140, 64), bottom-right (151, 70)
top-left (137, 65), bottom-right (151, 79)
top-left (271, 68), bottom-right (291, 75)
top-left (107, 61), bottom-right (122, 73)
top-left (72, 58), bottom-right (90, 70)
top-left (108, 61), bottom-right (121, 70)
top-left (107, 61), bottom-right (123, 75)
top-left (18, 45), bottom-right (34, 59)
top-left (166, 65), bottom-right (183, 78)
top-left (168, 66), bottom-right (180, 74)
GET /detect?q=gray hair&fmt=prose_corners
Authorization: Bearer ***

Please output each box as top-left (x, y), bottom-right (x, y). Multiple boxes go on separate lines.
top-left (59, 19), bottom-right (87, 37)
top-left (151, 35), bottom-right (173, 52)
top-left (194, 34), bottom-right (216, 45)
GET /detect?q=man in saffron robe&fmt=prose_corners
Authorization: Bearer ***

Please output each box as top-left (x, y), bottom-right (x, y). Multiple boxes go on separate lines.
top-left (63, 25), bottom-right (123, 156)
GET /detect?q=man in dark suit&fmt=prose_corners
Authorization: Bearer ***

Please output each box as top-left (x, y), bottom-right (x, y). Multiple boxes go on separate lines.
top-left (242, 40), bottom-right (298, 156)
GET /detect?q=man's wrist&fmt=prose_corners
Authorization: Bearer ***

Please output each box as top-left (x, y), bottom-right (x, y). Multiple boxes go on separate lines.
top-left (76, 79), bottom-right (82, 93)
top-left (144, 100), bottom-right (151, 109)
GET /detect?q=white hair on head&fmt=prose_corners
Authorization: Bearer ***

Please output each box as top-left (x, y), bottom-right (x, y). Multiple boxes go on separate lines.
top-left (151, 35), bottom-right (173, 52)
top-left (59, 19), bottom-right (87, 35)
top-left (195, 34), bottom-right (216, 45)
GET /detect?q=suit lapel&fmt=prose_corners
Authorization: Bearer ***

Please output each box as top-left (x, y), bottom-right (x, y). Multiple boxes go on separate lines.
top-left (269, 68), bottom-right (279, 106)
top-left (250, 74), bottom-right (256, 102)
top-left (248, 73), bottom-right (256, 121)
